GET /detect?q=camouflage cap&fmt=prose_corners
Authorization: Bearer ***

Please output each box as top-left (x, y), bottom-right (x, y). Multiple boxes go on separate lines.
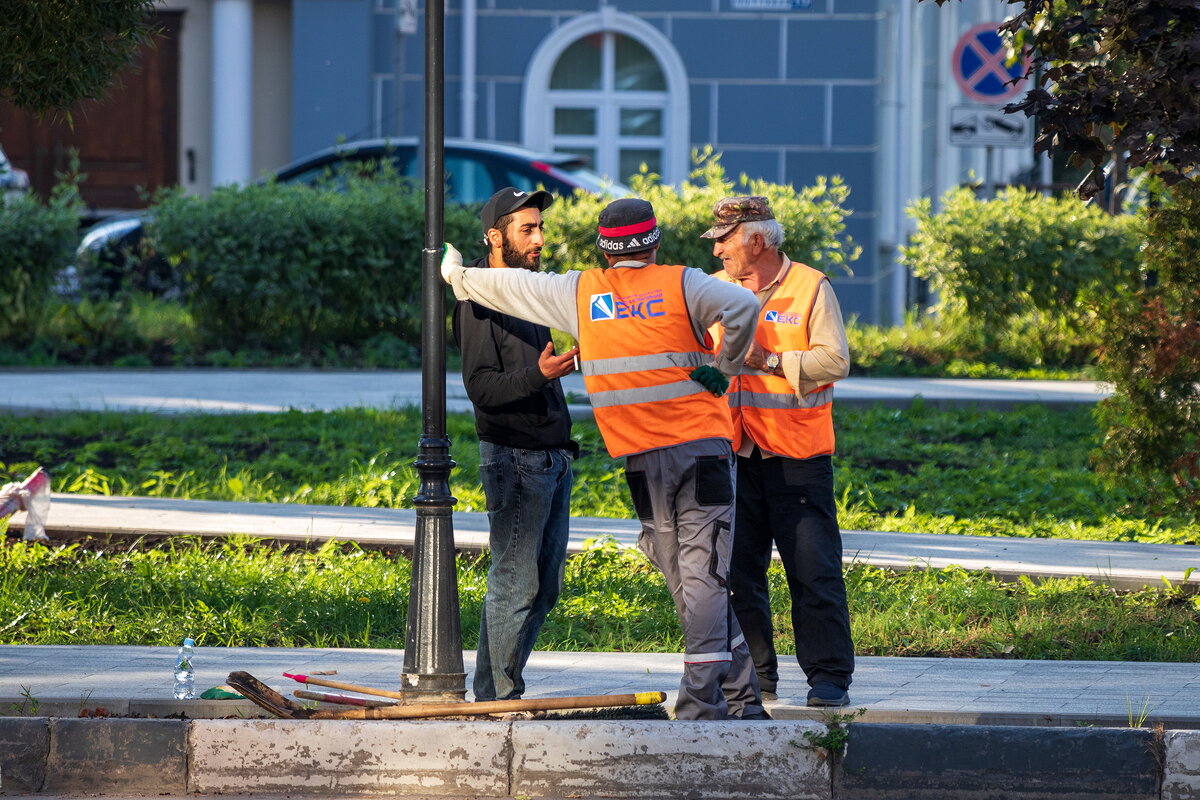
top-left (699, 195), bottom-right (775, 239)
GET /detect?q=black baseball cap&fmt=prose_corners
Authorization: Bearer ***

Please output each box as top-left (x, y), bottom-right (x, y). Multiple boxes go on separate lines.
top-left (480, 186), bottom-right (555, 236)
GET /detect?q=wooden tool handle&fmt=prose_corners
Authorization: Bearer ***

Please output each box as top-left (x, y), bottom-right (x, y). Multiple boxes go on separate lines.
top-left (314, 691), bottom-right (667, 720)
top-left (294, 689), bottom-right (397, 708)
top-left (284, 672), bottom-right (407, 701)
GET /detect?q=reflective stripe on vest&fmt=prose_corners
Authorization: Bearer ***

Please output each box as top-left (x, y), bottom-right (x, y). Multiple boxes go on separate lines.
top-left (727, 384), bottom-right (833, 411)
top-left (576, 265), bottom-right (734, 458)
top-left (712, 261), bottom-right (836, 459)
top-left (582, 351), bottom-right (713, 377)
top-left (589, 379), bottom-right (710, 409)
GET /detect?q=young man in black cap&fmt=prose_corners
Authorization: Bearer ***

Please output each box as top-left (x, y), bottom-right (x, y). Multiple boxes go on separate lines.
top-left (442, 197), bottom-right (768, 721)
top-left (453, 186), bottom-right (580, 703)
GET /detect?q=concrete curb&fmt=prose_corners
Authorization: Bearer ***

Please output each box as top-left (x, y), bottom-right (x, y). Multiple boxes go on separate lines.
top-left (507, 720), bottom-right (828, 799)
top-left (0, 718), bottom-right (46, 794)
top-left (838, 724), bottom-right (1160, 800)
top-left (47, 719), bottom-right (188, 795)
top-left (1165, 731), bottom-right (1200, 800)
top-left (191, 719), bottom-right (511, 796)
top-left (5, 717), bottom-right (1200, 798)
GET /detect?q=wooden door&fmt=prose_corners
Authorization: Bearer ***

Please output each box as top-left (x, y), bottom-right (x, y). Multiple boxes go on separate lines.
top-left (0, 10), bottom-right (182, 214)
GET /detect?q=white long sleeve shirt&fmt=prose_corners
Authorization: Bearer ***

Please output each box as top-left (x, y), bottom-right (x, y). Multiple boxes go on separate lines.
top-left (446, 259), bottom-right (760, 376)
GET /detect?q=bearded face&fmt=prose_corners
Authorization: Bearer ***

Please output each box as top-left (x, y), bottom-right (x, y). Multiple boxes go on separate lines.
top-left (491, 205), bottom-right (545, 271)
top-left (501, 231), bottom-right (541, 271)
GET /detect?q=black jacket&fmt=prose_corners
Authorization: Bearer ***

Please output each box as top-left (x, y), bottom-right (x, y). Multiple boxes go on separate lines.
top-left (452, 256), bottom-right (576, 455)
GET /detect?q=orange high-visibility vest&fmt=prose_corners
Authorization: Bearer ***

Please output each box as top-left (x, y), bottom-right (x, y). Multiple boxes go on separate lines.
top-left (576, 264), bottom-right (733, 458)
top-left (712, 261), bottom-right (835, 459)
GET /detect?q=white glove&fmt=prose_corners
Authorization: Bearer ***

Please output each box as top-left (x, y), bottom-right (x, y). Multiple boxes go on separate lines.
top-left (440, 241), bottom-right (463, 283)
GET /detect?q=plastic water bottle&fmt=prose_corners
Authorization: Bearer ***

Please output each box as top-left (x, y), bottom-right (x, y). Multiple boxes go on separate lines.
top-left (173, 637), bottom-right (196, 699)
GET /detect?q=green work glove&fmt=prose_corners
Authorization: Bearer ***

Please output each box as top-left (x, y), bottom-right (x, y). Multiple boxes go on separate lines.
top-left (690, 365), bottom-right (729, 397)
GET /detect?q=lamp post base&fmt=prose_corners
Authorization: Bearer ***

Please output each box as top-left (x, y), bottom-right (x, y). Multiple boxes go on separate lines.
top-left (399, 672), bottom-right (469, 704)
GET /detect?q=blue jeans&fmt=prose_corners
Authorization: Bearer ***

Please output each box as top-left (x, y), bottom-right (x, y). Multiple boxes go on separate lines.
top-left (474, 441), bottom-right (573, 701)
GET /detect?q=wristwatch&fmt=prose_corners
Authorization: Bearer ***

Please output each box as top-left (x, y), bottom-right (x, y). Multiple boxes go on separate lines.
top-left (764, 352), bottom-right (781, 373)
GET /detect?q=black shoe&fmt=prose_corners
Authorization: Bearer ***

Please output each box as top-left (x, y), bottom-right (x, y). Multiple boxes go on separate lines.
top-left (806, 682), bottom-right (849, 707)
top-left (741, 710), bottom-right (772, 720)
top-left (760, 690), bottom-right (778, 701)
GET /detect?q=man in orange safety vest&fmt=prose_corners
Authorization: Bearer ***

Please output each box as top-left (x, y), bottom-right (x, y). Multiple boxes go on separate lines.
top-left (703, 195), bottom-right (855, 708)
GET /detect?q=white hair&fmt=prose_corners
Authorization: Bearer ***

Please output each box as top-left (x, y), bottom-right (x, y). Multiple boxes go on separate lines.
top-left (739, 218), bottom-right (784, 249)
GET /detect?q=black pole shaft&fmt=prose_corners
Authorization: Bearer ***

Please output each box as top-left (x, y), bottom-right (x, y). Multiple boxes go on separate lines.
top-left (401, 0), bottom-right (465, 702)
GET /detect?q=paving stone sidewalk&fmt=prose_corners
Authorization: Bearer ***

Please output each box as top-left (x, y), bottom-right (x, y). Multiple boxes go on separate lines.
top-left (4, 645), bottom-right (1200, 730)
top-left (0, 368), bottom-right (1111, 415)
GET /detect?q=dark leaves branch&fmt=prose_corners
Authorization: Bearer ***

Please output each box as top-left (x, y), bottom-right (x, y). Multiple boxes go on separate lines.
top-left (923, 0), bottom-right (1200, 198)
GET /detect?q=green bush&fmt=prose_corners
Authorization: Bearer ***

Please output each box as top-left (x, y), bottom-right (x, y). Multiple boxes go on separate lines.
top-left (0, 179), bottom-right (81, 337)
top-left (541, 148), bottom-right (859, 275)
top-left (148, 174), bottom-right (478, 358)
top-left (847, 310), bottom-right (1101, 378)
top-left (901, 186), bottom-right (1141, 337)
top-left (1093, 179), bottom-right (1200, 512)
top-left (141, 150), bottom-right (854, 363)
top-left (25, 294), bottom-right (198, 367)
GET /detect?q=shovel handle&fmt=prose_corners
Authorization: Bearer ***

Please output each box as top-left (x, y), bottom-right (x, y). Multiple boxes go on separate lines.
top-left (314, 691), bottom-right (667, 720)
top-left (294, 689), bottom-right (397, 708)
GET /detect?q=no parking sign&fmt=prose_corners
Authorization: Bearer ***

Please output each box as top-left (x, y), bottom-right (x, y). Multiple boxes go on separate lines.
top-left (952, 23), bottom-right (1029, 104)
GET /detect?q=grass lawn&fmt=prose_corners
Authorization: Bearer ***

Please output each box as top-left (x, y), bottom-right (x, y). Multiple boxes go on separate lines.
top-left (2, 403), bottom-right (1195, 543)
top-left (1, 403), bottom-right (1197, 659)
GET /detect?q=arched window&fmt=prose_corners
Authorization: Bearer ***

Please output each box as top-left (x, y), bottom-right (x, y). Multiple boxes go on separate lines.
top-left (524, 10), bottom-right (689, 185)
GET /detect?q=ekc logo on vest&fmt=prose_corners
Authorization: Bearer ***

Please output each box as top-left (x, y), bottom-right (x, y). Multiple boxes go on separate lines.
top-left (764, 309), bottom-right (804, 326)
top-left (590, 291), bottom-right (667, 321)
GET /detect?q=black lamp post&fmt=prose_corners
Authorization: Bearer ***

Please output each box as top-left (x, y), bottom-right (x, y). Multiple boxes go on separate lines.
top-left (400, 0), bottom-right (466, 703)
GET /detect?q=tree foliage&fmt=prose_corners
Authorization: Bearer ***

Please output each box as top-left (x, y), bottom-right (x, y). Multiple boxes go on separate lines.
top-left (1092, 181), bottom-right (1200, 509)
top-left (926, 1), bottom-right (1200, 515)
top-left (0, 0), bottom-right (157, 116)
top-left (925, 0), bottom-right (1200, 197)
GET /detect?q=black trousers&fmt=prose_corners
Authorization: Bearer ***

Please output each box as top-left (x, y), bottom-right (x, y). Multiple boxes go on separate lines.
top-left (729, 451), bottom-right (855, 692)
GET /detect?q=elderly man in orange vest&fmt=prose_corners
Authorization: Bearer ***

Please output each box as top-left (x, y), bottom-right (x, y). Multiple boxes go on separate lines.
top-left (442, 197), bottom-right (769, 720)
top-left (702, 195), bottom-right (855, 708)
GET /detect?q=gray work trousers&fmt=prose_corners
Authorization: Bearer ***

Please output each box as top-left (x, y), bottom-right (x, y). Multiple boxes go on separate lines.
top-left (624, 438), bottom-right (764, 720)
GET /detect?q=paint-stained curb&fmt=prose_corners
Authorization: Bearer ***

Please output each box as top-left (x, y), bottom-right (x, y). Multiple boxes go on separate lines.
top-left (1164, 730), bottom-right (1200, 800)
top-left (4, 716), bottom-right (1197, 798)
top-left (188, 719), bottom-right (511, 796)
top-left (510, 720), bottom-right (830, 800)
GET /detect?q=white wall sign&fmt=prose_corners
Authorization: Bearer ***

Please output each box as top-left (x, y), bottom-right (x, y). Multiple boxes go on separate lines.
top-left (731, 0), bottom-right (812, 9)
top-left (397, 0), bottom-right (417, 35)
top-left (949, 105), bottom-right (1030, 148)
